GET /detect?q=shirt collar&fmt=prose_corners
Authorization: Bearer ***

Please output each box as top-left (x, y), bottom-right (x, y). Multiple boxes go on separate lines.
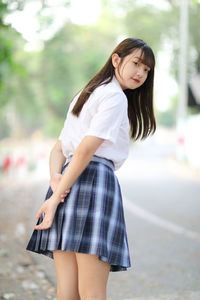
top-left (112, 75), bottom-right (123, 92)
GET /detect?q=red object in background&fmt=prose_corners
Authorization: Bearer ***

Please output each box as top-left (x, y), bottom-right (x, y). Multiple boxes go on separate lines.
top-left (177, 136), bottom-right (185, 145)
top-left (15, 156), bottom-right (26, 168)
top-left (2, 156), bottom-right (12, 173)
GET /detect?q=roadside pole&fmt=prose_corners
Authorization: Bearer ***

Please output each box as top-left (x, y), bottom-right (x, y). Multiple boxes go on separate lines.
top-left (176, 0), bottom-right (189, 161)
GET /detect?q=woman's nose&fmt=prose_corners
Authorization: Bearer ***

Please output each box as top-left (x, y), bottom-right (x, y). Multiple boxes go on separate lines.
top-left (136, 67), bottom-right (145, 77)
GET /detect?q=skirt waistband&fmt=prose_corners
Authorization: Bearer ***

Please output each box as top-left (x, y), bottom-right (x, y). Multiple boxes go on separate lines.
top-left (66, 154), bottom-right (114, 171)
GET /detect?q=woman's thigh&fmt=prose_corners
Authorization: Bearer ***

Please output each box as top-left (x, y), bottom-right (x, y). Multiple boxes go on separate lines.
top-left (53, 250), bottom-right (80, 300)
top-left (75, 252), bottom-right (110, 300)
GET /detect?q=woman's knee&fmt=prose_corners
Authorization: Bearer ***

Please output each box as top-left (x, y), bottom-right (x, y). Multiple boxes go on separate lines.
top-left (80, 294), bottom-right (106, 300)
top-left (79, 283), bottom-right (107, 300)
top-left (53, 250), bottom-right (80, 300)
top-left (57, 288), bottom-right (80, 300)
top-left (75, 253), bottom-right (110, 300)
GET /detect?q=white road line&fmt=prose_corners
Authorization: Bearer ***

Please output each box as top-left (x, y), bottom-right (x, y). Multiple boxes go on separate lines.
top-left (123, 196), bottom-right (200, 241)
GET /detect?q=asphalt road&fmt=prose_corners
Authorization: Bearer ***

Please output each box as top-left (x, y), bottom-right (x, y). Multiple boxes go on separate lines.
top-left (107, 138), bottom-right (200, 300)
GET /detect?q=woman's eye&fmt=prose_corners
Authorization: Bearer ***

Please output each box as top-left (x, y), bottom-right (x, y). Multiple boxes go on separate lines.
top-left (144, 68), bottom-right (150, 72)
top-left (134, 62), bottom-right (138, 66)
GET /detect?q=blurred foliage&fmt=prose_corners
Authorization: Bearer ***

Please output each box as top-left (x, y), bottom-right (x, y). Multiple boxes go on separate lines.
top-left (39, 13), bottom-right (124, 136)
top-left (0, 0), bottom-right (27, 138)
top-left (1, 0), bottom-right (200, 138)
top-left (0, 0), bottom-right (25, 100)
top-left (155, 94), bottom-right (178, 128)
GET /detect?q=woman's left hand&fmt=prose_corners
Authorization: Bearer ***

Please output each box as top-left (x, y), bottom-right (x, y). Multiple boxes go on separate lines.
top-left (50, 173), bottom-right (70, 203)
top-left (34, 198), bottom-right (58, 230)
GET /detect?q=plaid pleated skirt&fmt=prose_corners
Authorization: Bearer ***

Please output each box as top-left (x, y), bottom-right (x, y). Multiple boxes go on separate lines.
top-left (26, 155), bottom-right (131, 272)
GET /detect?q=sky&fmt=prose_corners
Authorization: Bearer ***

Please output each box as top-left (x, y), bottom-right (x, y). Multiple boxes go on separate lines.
top-left (4, 0), bottom-right (177, 111)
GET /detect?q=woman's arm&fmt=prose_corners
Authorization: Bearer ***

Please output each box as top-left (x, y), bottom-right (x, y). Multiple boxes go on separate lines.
top-left (49, 141), bottom-right (69, 202)
top-left (34, 135), bottom-right (104, 230)
top-left (49, 140), bottom-right (66, 177)
top-left (52, 136), bottom-right (104, 203)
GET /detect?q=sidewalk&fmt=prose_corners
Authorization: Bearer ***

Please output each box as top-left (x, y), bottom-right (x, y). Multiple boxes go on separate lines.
top-left (0, 179), bottom-right (56, 300)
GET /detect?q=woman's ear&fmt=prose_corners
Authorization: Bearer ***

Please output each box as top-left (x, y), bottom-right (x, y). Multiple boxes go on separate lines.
top-left (112, 53), bottom-right (121, 68)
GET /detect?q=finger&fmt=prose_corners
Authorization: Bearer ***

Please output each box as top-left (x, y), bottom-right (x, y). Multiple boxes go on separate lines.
top-left (60, 195), bottom-right (65, 201)
top-left (35, 224), bottom-right (48, 230)
top-left (34, 221), bottom-right (45, 230)
top-left (61, 192), bottom-right (69, 198)
top-left (61, 195), bottom-right (66, 202)
top-left (36, 208), bottom-right (43, 220)
top-left (34, 224), bottom-right (49, 230)
top-left (34, 218), bottom-right (51, 230)
top-left (34, 224), bottom-right (43, 230)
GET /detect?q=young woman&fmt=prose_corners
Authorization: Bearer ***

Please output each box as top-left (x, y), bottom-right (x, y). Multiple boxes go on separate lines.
top-left (26, 37), bottom-right (156, 300)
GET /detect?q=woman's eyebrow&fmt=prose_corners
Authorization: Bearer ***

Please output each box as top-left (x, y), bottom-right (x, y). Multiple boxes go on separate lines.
top-left (133, 56), bottom-right (141, 60)
top-left (133, 56), bottom-right (151, 69)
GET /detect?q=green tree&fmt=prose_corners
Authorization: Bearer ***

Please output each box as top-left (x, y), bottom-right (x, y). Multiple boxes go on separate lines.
top-left (0, 0), bottom-right (24, 105)
top-left (2, 0), bottom-right (200, 137)
top-left (33, 14), bottom-right (124, 136)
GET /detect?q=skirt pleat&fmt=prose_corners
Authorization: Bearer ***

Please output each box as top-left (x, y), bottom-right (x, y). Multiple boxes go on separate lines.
top-left (26, 155), bottom-right (131, 272)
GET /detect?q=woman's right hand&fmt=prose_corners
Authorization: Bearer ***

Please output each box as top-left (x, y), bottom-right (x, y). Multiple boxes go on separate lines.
top-left (34, 197), bottom-right (58, 230)
top-left (50, 173), bottom-right (70, 203)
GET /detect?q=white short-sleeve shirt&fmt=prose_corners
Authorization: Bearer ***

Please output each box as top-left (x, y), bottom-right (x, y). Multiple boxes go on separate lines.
top-left (58, 76), bottom-right (130, 170)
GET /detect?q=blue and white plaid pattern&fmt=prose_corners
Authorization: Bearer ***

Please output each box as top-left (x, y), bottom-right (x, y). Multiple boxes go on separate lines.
top-left (26, 155), bottom-right (131, 272)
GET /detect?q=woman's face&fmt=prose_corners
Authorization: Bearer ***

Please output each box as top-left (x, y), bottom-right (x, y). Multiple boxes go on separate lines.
top-left (112, 48), bottom-right (151, 90)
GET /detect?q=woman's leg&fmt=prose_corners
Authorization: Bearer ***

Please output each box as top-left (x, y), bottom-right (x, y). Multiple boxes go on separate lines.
top-left (53, 250), bottom-right (81, 300)
top-left (75, 252), bottom-right (110, 300)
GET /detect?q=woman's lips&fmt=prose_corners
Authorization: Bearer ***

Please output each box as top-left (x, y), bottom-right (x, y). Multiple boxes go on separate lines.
top-left (132, 78), bottom-right (140, 83)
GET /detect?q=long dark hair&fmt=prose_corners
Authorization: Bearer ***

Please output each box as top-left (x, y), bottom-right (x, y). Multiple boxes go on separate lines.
top-left (72, 37), bottom-right (156, 140)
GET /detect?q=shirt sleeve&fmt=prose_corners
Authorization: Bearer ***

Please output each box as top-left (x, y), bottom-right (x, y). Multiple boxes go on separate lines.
top-left (85, 91), bottom-right (127, 144)
top-left (58, 117), bottom-right (67, 141)
top-left (58, 91), bottom-right (82, 141)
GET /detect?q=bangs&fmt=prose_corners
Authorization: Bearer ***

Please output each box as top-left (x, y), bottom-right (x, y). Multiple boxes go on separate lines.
top-left (139, 46), bottom-right (155, 69)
